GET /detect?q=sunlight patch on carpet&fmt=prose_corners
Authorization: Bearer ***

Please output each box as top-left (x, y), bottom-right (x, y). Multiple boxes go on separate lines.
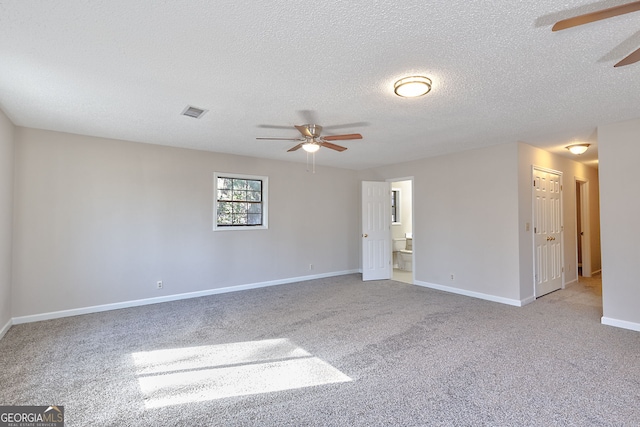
top-left (131, 338), bottom-right (351, 408)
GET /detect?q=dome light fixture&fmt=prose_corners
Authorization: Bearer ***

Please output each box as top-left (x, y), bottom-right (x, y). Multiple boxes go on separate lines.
top-left (394, 76), bottom-right (432, 97)
top-left (566, 143), bottom-right (590, 155)
top-left (302, 142), bottom-right (320, 153)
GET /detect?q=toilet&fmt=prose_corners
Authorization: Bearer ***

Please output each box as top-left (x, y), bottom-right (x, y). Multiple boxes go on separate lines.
top-left (393, 233), bottom-right (413, 271)
top-left (397, 233), bottom-right (413, 271)
top-left (392, 237), bottom-right (406, 269)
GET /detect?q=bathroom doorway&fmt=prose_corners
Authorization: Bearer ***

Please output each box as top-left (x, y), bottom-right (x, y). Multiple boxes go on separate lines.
top-left (388, 177), bottom-right (413, 284)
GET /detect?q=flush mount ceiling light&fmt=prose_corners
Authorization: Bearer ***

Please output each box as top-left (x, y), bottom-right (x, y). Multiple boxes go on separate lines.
top-left (566, 143), bottom-right (590, 155)
top-left (394, 76), bottom-right (432, 97)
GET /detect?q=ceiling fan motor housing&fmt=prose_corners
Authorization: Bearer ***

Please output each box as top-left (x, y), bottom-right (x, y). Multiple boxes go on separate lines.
top-left (306, 124), bottom-right (321, 137)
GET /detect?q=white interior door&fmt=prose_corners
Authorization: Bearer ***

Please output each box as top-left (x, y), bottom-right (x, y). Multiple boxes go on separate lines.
top-left (362, 181), bottom-right (391, 281)
top-left (533, 168), bottom-right (563, 297)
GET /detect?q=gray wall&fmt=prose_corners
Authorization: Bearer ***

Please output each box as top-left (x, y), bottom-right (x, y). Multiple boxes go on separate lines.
top-left (362, 141), bottom-right (602, 306)
top-left (517, 142), bottom-right (601, 301)
top-left (4, 120), bottom-right (632, 331)
top-left (0, 109), bottom-right (14, 333)
top-left (12, 128), bottom-right (360, 317)
top-left (599, 117), bottom-right (640, 328)
top-left (361, 143), bottom-right (523, 302)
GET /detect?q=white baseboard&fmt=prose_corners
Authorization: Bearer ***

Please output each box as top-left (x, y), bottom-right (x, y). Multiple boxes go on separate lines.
top-left (601, 317), bottom-right (640, 332)
top-left (0, 318), bottom-right (11, 341)
top-left (564, 278), bottom-right (578, 288)
top-left (414, 280), bottom-right (526, 307)
top-left (11, 270), bottom-right (359, 326)
top-left (519, 295), bottom-right (536, 306)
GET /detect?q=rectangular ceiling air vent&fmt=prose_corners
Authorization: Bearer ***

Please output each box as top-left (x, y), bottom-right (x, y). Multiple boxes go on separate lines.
top-left (181, 105), bottom-right (208, 119)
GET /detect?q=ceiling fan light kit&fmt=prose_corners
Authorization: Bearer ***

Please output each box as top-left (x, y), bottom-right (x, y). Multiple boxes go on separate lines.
top-left (394, 76), bottom-right (432, 97)
top-left (566, 144), bottom-right (590, 155)
top-left (302, 143), bottom-right (320, 153)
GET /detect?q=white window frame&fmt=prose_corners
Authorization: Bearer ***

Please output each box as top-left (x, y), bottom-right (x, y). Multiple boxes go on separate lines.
top-left (213, 172), bottom-right (269, 231)
top-left (391, 188), bottom-right (401, 225)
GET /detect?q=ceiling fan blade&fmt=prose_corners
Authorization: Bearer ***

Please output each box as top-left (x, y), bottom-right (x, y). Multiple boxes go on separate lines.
top-left (295, 125), bottom-right (313, 137)
top-left (256, 137), bottom-right (303, 141)
top-left (614, 46), bottom-right (640, 67)
top-left (323, 133), bottom-right (363, 141)
top-left (552, 1), bottom-right (640, 31)
top-left (287, 143), bottom-right (303, 152)
top-left (323, 121), bottom-right (370, 130)
top-left (257, 124), bottom-right (297, 130)
top-left (295, 124), bottom-right (323, 137)
top-left (321, 142), bottom-right (347, 152)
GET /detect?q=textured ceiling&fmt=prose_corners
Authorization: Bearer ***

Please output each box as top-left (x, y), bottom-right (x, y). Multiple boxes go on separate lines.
top-left (2, 0), bottom-right (638, 170)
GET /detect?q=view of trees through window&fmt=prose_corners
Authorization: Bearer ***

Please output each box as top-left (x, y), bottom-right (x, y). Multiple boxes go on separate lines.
top-left (391, 190), bottom-right (399, 223)
top-left (216, 177), bottom-right (263, 226)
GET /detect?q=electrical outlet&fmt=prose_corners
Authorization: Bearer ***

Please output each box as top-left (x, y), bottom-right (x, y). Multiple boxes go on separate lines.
top-left (450, 274), bottom-right (454, 280)
top-left (156, 280), bottom-right (163, 289)
top-left (309, 264), bottom-right (313, 270)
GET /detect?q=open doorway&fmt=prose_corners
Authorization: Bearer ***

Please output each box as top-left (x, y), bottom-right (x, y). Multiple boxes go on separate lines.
top-left (388, 178), bottom-right (413, 284)
top-left (570, 177), bottom-right (603, 312)
top-left (575, 178), bottom-right (591, 279)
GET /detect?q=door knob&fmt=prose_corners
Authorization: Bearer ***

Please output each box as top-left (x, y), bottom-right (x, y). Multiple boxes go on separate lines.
top-left (362, 234), bottom-right (368, 238)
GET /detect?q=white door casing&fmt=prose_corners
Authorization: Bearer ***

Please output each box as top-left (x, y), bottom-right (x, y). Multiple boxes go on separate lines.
top-left (362, 181), bottom-right (391, 281)
top-left (533, 167), bottom-right (563, 297)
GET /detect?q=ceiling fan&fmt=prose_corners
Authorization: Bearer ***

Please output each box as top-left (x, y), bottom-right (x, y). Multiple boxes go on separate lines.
top-left (552, 1), bottom-right (640, 67)
top-left (256, 124), bottom-right (363, 154)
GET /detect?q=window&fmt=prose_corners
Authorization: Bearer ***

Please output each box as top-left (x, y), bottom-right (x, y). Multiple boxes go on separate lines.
top-left (214, 173), bottom-right (268, 230)
top-left (391, 188), bottom-right (401, 225)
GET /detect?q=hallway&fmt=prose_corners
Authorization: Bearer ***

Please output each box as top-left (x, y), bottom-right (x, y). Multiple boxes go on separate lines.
top-left (539, 273), bottom-right (603, 322)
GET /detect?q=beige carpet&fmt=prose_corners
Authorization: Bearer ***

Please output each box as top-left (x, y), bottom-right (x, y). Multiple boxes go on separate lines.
top-left (1, 273), bottom-right (638, 426)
